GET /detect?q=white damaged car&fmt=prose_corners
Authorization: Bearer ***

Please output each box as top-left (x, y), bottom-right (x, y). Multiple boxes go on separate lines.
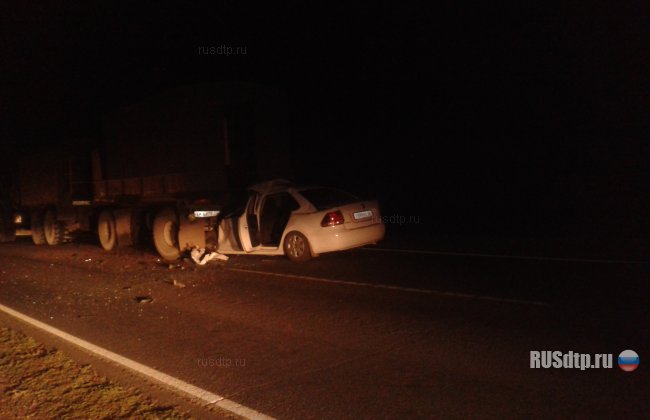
top-left (218, 180), bottom-right (385, 262)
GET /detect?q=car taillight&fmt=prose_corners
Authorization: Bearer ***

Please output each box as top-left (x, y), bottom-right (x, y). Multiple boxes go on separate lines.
top-left (321, 210), bottom-right (344, 227)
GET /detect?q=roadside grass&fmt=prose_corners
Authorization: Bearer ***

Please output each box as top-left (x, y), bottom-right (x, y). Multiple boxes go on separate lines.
top-left (0, 326), bottom-right (190, 419)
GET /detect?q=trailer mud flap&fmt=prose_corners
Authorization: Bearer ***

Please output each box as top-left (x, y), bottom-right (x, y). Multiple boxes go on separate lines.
top-left (178, 216), bottom-right (207, 252)
top-left (113, 209), bottom-right (138, 247)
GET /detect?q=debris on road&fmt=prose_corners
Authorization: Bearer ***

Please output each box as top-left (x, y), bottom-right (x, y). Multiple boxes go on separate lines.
top-left (135, 296), bottom-right (153, 304)
top-left (166, 278), bottom-right (186, 288)
top-left (190, 247), bottom-right (229, 265)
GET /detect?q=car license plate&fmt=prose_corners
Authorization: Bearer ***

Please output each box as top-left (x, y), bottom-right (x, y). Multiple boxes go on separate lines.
top-left (193, 210), bottom-right (220, 218)
top-left (353, 210), bottom-right (372, 220)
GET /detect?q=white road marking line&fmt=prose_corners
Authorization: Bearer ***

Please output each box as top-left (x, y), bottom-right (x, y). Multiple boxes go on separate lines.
top-left (226, 268), bottom-right (550, 306)
top-left (0, 302), bottom-right (274, 420)
top-left (361, 247), bottom-right (650, 265)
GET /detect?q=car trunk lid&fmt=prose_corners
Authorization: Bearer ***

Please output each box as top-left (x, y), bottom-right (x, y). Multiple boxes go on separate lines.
top-left (336, 200), bottom-right (381, 230)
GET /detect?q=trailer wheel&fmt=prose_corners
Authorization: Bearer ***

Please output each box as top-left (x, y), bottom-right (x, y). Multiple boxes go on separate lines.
top-left (43, 209), bottom-right (66, 246)
top-left (97, 210), bottom-right (117, 251)
top-left (153, 207), bottom-right (180, 261)
top-left (31, 210), bottom-right (46, 245)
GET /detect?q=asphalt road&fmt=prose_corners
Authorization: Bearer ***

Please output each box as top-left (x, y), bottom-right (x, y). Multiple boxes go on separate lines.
top-left (0, 238), bottom-right (648, 419)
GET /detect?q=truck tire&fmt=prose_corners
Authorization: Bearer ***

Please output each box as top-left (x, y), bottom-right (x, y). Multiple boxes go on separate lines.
top-left (283, 231), bottom-right (312, 262)
top-left (97, 210), bottom-right (117, 251)
top-left (153, 207), bottom-right (181, 261)
top-left (43, 209), bottom-right (66, 246)
top-left (31, 210), bottom-right (46, 245)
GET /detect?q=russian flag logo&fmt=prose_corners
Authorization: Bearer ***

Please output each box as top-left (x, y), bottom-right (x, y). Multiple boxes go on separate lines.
top-left (618, 350), bottom-right (639, 372)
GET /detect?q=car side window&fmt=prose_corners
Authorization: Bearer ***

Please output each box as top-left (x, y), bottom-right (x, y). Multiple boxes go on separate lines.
top-left (261, 193), bottom-right (299, 214)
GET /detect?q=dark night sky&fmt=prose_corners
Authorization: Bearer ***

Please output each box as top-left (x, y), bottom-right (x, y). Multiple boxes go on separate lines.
top-left (1, 1), bottom-right (648, 238)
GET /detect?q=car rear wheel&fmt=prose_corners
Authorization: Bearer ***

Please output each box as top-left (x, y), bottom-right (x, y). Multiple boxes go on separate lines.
top-left (153, 207), bottom-right (180, 261)
top-left (97, 209), bottom-right (117, 251)
top-left (283, 231), bottom-right (312, 262)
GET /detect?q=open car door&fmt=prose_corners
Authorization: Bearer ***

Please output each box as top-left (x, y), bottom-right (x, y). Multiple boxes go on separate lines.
top-left (237, 192), bottom-right (261, 251)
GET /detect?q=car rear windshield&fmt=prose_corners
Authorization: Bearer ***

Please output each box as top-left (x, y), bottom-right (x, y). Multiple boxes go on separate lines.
top-left (299, 188), bottom-right (359, 210)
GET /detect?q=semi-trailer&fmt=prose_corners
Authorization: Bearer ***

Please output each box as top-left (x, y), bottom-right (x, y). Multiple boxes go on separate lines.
top-left (0, 82), bottom-right (292, 261)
